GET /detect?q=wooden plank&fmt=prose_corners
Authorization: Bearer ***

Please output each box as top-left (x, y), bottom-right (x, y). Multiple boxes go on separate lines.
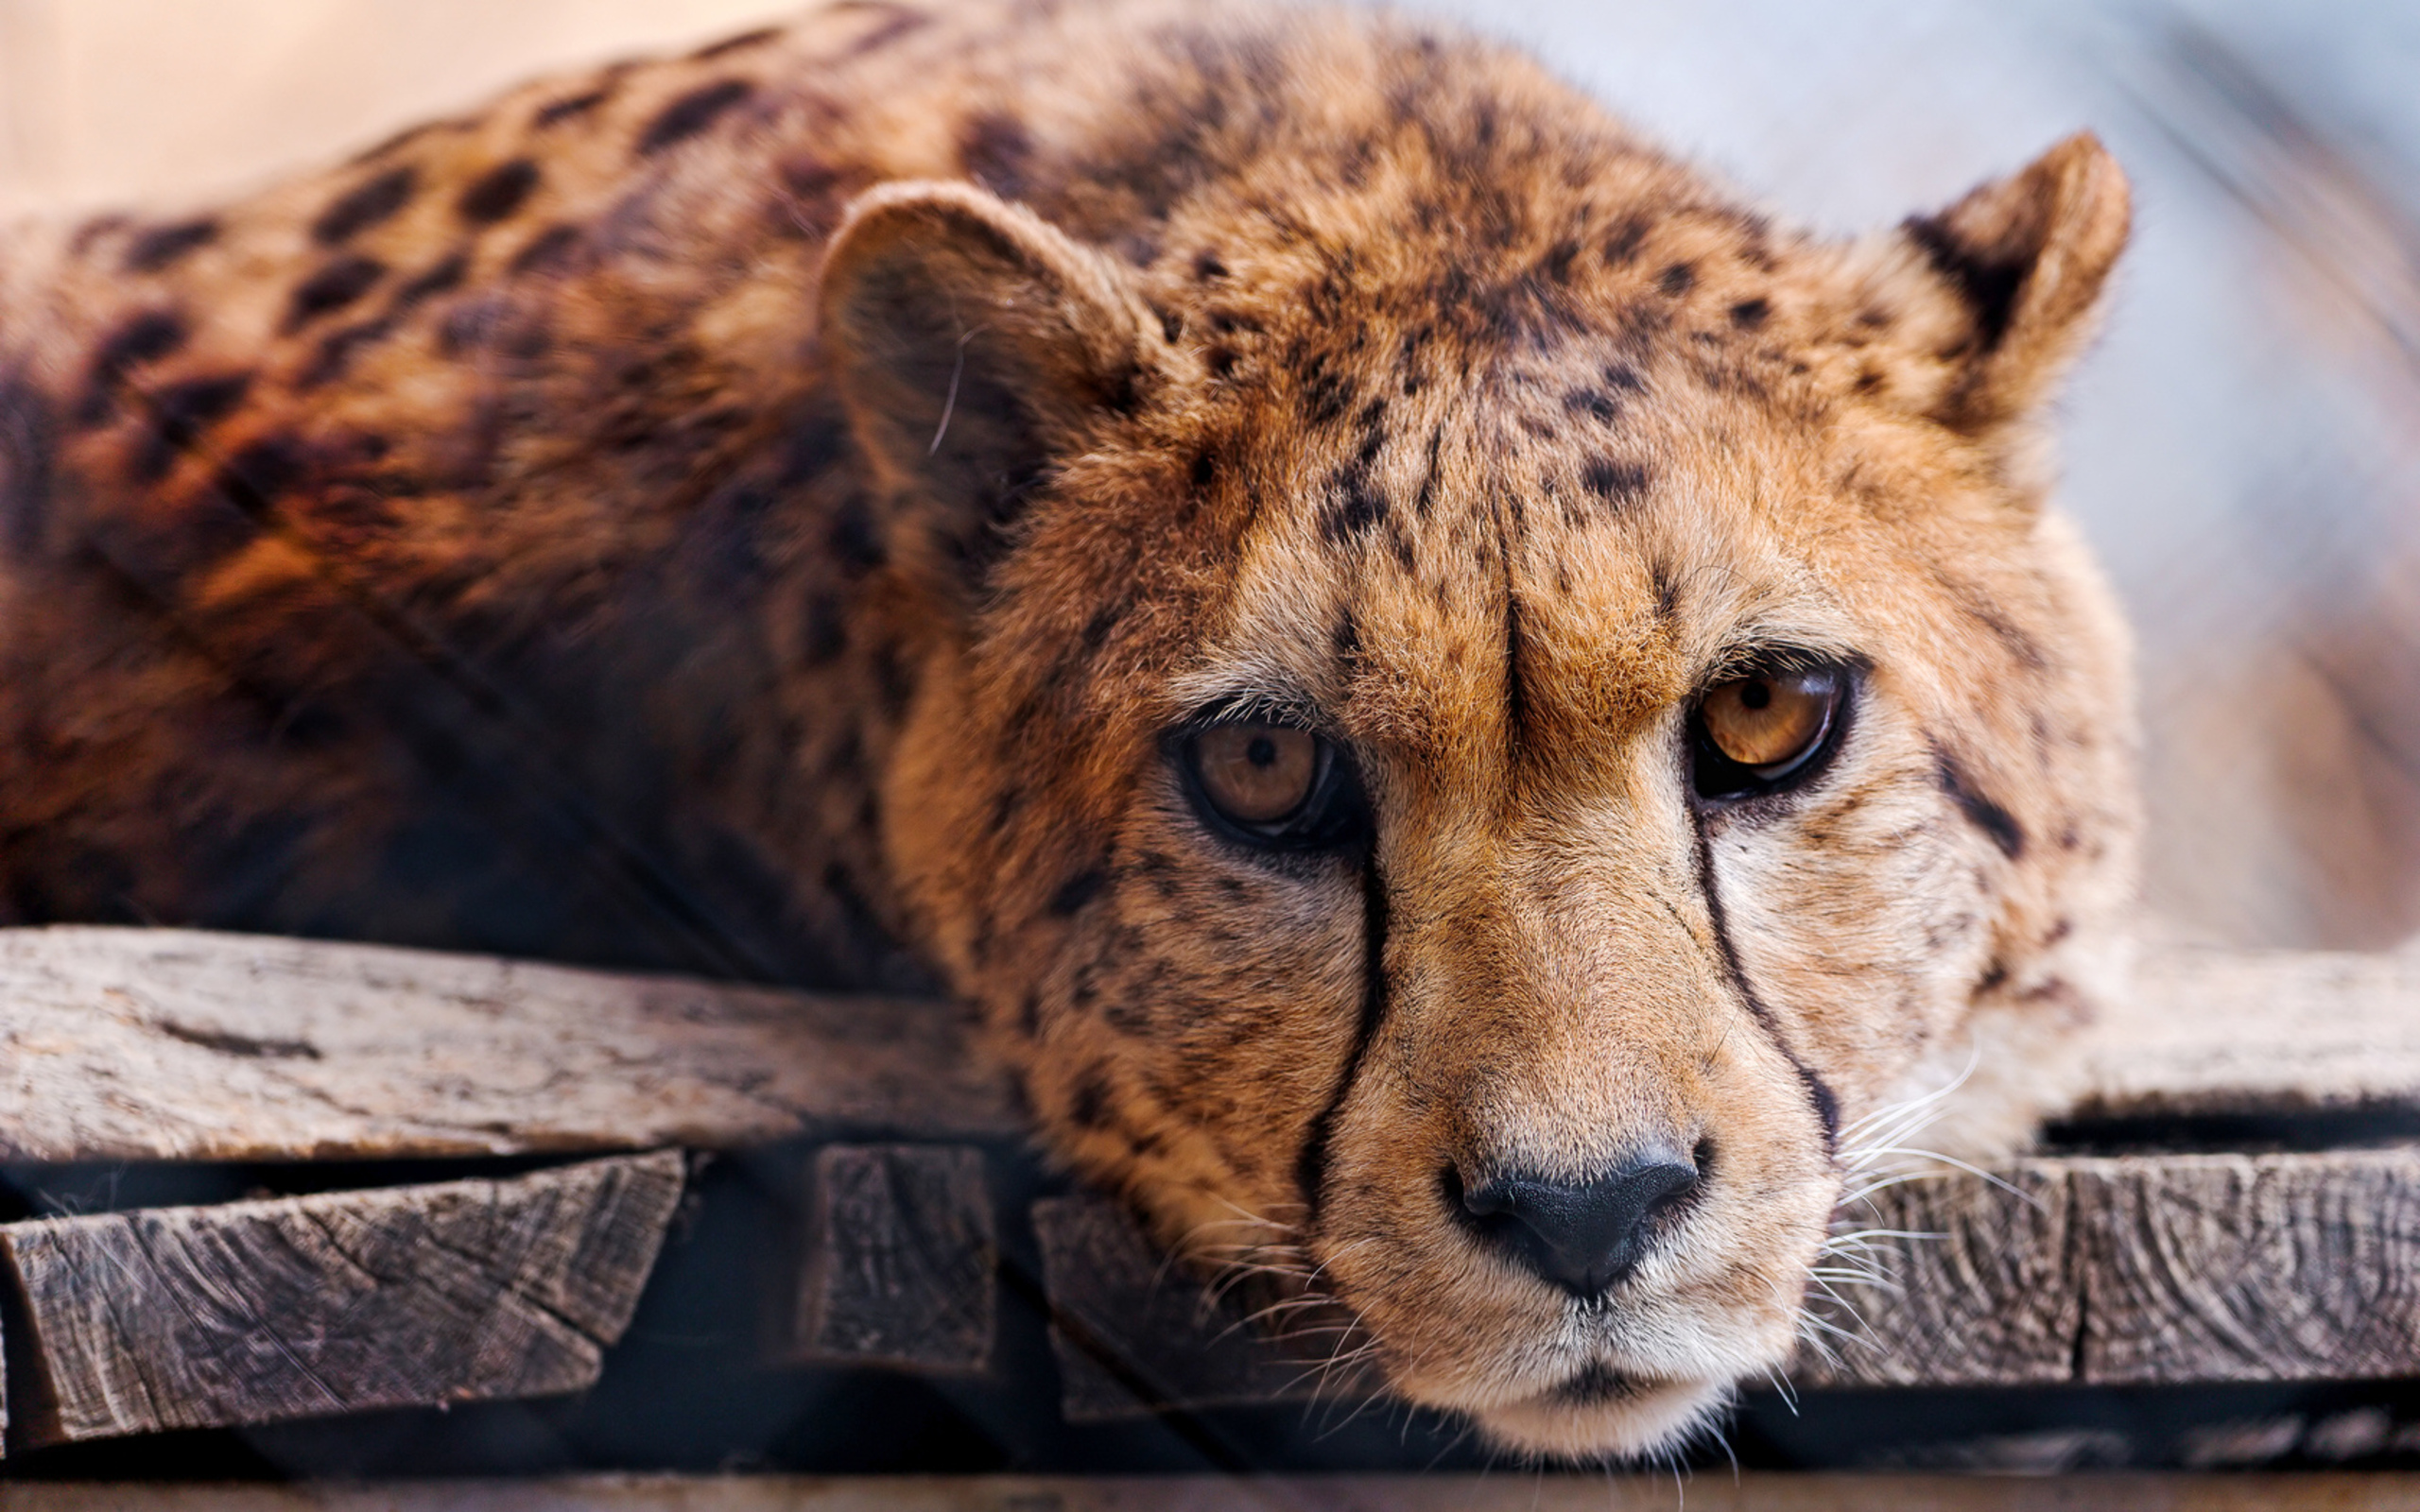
top-left (2074, 1148), bottom-right (2420, 1383)
top-left (0, 925), bottom-right (1019, 1160)
top-left (1795, 1161), bottom-right (2074, 1388)
top-left (0, 1151), bottom-right (683, 1445)
top-left (1031, 1194), bottom-right (1374, 1423)
top-left (2080, 944), bottom-right (2420, 1119)
top-left (790, 1144), bottom-right (995, 1373)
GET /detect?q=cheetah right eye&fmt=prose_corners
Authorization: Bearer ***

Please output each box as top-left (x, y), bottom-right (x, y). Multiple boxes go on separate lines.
top-left (1177, 721), bottom-right (1371, 853)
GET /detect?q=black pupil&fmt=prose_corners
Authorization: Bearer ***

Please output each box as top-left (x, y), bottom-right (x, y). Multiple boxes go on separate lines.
top-left (1739, 679), bottom-right (1772, 710)
top-left (1246, 736), bottom-right (1277, 767)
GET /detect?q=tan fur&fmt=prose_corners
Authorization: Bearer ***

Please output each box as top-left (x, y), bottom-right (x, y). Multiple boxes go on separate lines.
top-left (0, 0), bottom-right (2137, 1459)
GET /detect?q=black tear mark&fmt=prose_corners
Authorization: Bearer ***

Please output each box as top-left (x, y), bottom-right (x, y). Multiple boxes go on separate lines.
top-left (1582, 457), bottom-right (1651, 506)
top-left (156, 1020), bottom-right (320, 1060)
top-left (1903, 215), bottom-right (2030, 352)
top-left (1295, 848), bottom-right (1391, 1221)
top-left (312, 165), bottom-right (417, 246)
top-left (1692, 830), bottom-right (1840, 1151)
top-left (1049, 868), bottom-right (1109, 918)
top-left (638, 78), bottom-right (754, 155)
top-left (1937, 750), bottom-right (2025, 858)
top-left (285, 255), bottom-right (386, 331)
top-left (123, 217), bottom-right (219, 274)
top-left (457, 159), bottom-right (542, 224)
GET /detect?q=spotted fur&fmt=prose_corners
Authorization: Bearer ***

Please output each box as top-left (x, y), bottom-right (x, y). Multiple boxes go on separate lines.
top-left (0, 0), bottom-right (2136, 1458)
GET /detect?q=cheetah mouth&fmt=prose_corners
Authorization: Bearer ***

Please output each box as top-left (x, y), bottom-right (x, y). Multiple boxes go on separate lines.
top-left (1546, 1361), bottom-right (1640, 1406)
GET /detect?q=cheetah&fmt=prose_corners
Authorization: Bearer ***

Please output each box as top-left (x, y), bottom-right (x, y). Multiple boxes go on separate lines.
top-left (0, 0), bottom-right (2137, 1459)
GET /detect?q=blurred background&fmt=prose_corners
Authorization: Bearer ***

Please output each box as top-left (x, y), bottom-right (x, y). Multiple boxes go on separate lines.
top-left (4, 0), bottom-right (2419, 951)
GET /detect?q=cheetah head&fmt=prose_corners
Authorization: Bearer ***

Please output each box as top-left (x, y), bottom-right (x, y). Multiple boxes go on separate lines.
top-left (816, 120), bottom-right (2136, 1460)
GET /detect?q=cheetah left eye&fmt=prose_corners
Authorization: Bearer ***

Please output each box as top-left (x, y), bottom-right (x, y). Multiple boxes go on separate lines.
top-left (1691, 662), bottom-right (1849, 799)
top-left (1178, 720), bottom-right (1370, 852)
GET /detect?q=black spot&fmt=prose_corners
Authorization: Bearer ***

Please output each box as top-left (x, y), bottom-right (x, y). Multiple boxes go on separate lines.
top-left (1324, 465), bottom-right (1387, 541)
top-left (132, 372), bottom-right (251, 483)
top-left (1189, 451), bottom-right (1217, 489)
top-left (1903, 215), bottom-right (2029, 352)
top-left (1205, 346), bottom-right (1237, 380)
top-left (1049, 868), bottom-right (1108, 919)
top-left (1854, 368), bottom-right (1883, 394)
top-left (213, 435), bottom-right (305, 515)
top-left (1333, 608), bottom-right (1360, 662)
top-left (802, 593), bottom-right (849, 665)
top-left (1017, 991), bottom-right (1043, 1039)
top-left (1605, 215), bottom-right (1650, 265)
top-left (1582, 457), bottom-right (1651, 506)
top-left (637, 78), bottom-right (753, 155)
top-left (0, 373), bottom-right (57, 558)
top-left (871, 639), bottom-right (915, 714)
top-left (1605, 363), bottom-right (1647, 394)
top-left (311, 166), bottom-right (416, 246)
top-left (534, 86), bottom-right (614, 129)
top-left (1157, 307), bottom-right (1183, 342)
top-left (78, 311), bottom-right (190, 425)
top-left (1069, 1066), bottom-right (1115, 1129)
top-left (298, 318), bottom-right (392, 388)
top-left (392, 252), bottom-right (469, 314)
top-left (1729, 297), bottom-right (1771, 330)
top-left (1193, 249), bottom-right (1229, 281)
top-left (1658, 262), bottom-right (1696, 297)
top-left (1540, 239), bottom-right (1580, 284)
top-left (690, 26), bottom-right (782, 60)
top-left (826, 498), bottom-right (887, 574)
top-left (958, 111), bottom-right (1032, 198)
top-left (1937, 752), bottom-right (2025, 859)
top-left (456, 159), bottom-right (541, 224)
top-left (509, 224), bottom-right (584, 276)
top-left (1081, 602), bottom-right (1123, 651)
top-left (1564, 387), bottom-right (1620, 422)
top-left (123, 217), bottom-right (219, 274)
top-left (285, 256), bottom-right (386, 331)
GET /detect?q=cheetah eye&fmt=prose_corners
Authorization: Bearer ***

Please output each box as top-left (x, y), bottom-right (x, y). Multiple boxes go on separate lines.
top-left (1178, 720), bottom-right (1370, 852)
top-left (1691, 662), bottom-right (1849, 800)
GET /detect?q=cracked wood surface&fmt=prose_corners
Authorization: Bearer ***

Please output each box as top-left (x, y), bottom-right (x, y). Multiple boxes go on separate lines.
top-left (0, 1151), bottom-right (683, 1445)
top-left (0, 927), bottom-right (1020, 1160)
top-left (788, 1144), bottom-right (996, 1373)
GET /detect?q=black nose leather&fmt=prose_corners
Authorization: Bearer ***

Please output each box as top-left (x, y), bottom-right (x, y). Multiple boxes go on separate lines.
top-left (1459, 1149), bottom-right (1701, 1297)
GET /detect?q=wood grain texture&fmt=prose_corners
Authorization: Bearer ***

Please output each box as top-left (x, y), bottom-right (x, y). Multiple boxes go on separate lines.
top-left (791, 1144), bottom-right (995, 1373)
top-left (1032, 1195), bottom-right (1374, 1423)
top-left (2080, 944), bottom-right (2420, 1119)
top-left (0, 1151), bottom-right (683, 1444)
top-left (1795, 1161), bottom-right (2075, 1388)
top-left (0, 926), bottom-right (1019, 1160)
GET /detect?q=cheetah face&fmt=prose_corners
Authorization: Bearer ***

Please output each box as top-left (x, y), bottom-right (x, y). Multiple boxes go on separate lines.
top-left (821, 131), bottom-right (2136, 1460)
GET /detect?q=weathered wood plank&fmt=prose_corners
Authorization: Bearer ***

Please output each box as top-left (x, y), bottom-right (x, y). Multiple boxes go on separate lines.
top-left (2080, 944), bottom-right (2420, 1119)
top-left (1031, 1194), bottom-right (1374, 1423)
top-left (1795, 1161), bottom-right (2074, 1388)
top-left (0, 1151), bottom-right (683, 1444)
top-left (790, 1144), bottom-right (995, 1373)
top-left (2074, 1148), bottom-right (2420, 1383)
top-left (0, 926), bottom-right (1019, 1160)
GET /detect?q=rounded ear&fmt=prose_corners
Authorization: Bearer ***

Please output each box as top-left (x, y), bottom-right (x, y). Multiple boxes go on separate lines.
top-left (817, 180), bottom-right (1171, 587)
top-left (1886, 132), bottom-right (2133, 434)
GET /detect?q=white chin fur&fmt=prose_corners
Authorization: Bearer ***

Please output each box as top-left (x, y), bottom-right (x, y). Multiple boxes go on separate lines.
top-left (1466, 1376), bottom-right (1729, 1463)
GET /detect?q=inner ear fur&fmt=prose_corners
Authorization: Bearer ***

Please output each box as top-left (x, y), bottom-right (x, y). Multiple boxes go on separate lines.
top-left (817, 180), bottom-right (1170, 587)
top-left (1868, 132), bottom-right (2132, 436)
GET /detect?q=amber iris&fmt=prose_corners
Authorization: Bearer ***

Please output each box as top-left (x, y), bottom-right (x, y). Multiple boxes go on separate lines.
top-left (1192, 723), bottom-right (1319, 825)
top-left (1700, 669), bottom-right (1838, 775)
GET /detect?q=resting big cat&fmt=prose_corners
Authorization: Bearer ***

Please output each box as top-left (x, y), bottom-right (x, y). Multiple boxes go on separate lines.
top-left (0, 0), bottom-right (2137, 1458)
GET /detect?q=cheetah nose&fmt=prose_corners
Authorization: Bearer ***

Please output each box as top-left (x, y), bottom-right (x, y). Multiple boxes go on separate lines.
top-left (1456, 1147), bottom-right (1702, 1299)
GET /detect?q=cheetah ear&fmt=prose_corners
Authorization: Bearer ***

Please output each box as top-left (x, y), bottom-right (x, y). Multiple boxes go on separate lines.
top-left (818, 180), bottom-right (1167, 589)
top-left (1881, 132), bottom-right (2131, 435)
